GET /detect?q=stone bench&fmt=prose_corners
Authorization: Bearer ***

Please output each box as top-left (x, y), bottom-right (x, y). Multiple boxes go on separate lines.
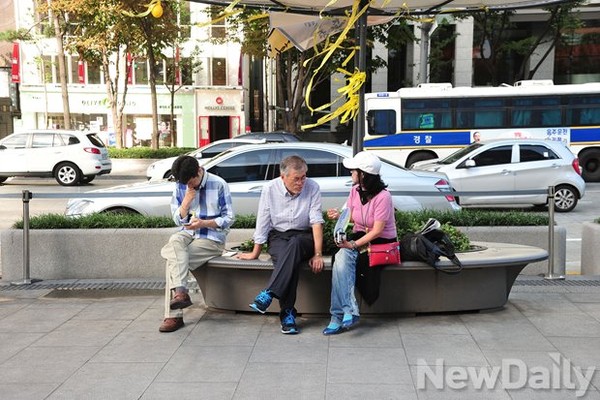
top-left (192, 241), bottom-right (549, 315)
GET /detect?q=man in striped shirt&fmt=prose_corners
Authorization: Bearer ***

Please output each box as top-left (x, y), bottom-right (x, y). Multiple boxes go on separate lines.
top-left (237, 155), bottom-right (324, 334)
top-left (159, 155), bottom-right (234, 333)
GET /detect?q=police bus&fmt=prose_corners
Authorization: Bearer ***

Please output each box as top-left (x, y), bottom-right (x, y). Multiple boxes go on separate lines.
top-left (364, 80), bottom-right (600, 181)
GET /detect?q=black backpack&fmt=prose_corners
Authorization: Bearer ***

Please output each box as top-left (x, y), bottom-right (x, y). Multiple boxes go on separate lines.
top-left (400, 220), bottom-right (463, 275)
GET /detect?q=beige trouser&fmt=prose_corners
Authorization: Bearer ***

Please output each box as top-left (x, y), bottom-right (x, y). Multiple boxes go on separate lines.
top-left (161, 231), bottom-right (224, 318)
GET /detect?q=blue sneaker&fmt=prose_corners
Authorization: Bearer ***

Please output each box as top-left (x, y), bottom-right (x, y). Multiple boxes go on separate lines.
top-left (281, 309), bottom-right (299, 334)
top-left (249, 290), bottom-right (272, 314)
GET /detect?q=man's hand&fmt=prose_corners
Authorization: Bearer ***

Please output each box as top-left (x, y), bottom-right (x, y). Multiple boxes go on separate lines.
top-left (235, 243), bottom-right (262, 260)
top-left (236, 252), bottom-right (259, 260)
top-left (183, 186), bottom-right (197, 206)
top-left (309, 254), bottom-right (324, 273)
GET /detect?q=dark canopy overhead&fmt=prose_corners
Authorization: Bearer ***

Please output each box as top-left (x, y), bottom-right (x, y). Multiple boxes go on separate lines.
top-left (186, 0), bottom-right (572, 15)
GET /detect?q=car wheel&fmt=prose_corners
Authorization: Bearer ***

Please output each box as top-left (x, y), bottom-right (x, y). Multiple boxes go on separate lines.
top-left (163, 169), bottom-right (172, 179)
top-left (579, 148), bottom-right (600, 182)
top-left (80, 175), bottom-right (96, 184)
top-left (55, 162), bottom-right (82, 186)
top-left (554, 185), bottom-right (578, 213)
top-left (406, 151), bottom-right (437, 168)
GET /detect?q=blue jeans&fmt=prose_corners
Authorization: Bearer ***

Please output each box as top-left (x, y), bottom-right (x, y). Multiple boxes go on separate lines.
top-left (329, 247), bottom-right (359, 325)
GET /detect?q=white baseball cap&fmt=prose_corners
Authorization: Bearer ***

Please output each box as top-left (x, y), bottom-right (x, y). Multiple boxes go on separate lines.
top-left (343, 151), bottom-right (381, 175)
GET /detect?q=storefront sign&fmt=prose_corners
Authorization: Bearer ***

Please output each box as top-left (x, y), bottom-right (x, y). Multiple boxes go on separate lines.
top-left (11, 42), bottom-right (20, 83)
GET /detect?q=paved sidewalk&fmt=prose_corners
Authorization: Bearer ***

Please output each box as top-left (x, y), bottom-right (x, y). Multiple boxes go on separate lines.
top-left (1, 277), bottom-right (600, 399)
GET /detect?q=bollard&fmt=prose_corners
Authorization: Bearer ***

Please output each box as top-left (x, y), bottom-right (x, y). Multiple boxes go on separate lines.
top-left (11, 190), bottom-right (41, 285)
top-left (545, 186), bottom-right (565, 280)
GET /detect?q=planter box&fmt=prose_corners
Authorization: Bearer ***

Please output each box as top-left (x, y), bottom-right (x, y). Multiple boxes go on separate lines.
top-left (581, 222), bottom-right (600, 276)
top-left (0, 228), bottom-right (254, 282)
top-left (1, 226), bottom-right (563, 281)
top-left (459, 226), bottom-right (566, 276)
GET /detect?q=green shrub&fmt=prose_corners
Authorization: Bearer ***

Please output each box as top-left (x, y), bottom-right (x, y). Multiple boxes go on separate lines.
top-left (13, 213), bottom-right (175, 229)
top-left (108, 147), bottom-right (194, 159)
top-left (16, 209), bottom-right (549, 255)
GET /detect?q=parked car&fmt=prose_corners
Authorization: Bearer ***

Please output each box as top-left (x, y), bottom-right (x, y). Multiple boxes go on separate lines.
top-left (0, 130), bottom-right (112, 186)
top-left (67, 142), bottom-right (460, 217)
top-left (410, 139), bottom-right (585, 212)
top-left (146, 132), bottom-right (301, 181)
top-left (235, 131), bottom-right (301, 142)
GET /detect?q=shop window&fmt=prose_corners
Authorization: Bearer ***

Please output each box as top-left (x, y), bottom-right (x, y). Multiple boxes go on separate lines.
top-left (88, 63), bottom-right (102, 84)
top-left (179, 2), bottom-right (191, 39)
top-left (70, 57), bottom-right (79, 84)
top-left (212, 58), bottom-right (226, 85)
top-left (154, 60), bottom-right (165, 84)
top-left (40, 55), bottom-right (53, 84)
top-left (180, 57), bottom-right (193, 85)
top-left (134, 60), bottom-right (148, 85)
top-left (210, 6), bottom-right (226, 39)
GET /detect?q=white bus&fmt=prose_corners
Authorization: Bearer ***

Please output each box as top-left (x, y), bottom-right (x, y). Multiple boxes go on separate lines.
top-left (364, 80), bottom-right (600, 181)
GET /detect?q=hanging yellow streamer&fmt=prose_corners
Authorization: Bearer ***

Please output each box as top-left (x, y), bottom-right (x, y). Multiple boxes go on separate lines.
top-left (300, 0), bottom-right (370, 130)
top-left (300, 0), bottom-right (415, 130)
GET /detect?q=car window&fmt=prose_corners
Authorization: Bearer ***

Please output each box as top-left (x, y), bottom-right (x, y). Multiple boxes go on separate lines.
top-left (31, 133), bottom-right (57, 148)
top-left (519, 144), bottom-right (559, 163)
top-left (440, 142), bottom-right (484, 164)
top-left (1, 133), bottom-right (29, 149)
top-left (59, 134), bottom-right (80, 146)
top-left (202, 142), bottom-right (247, 159)
top-left (208, 149), bottom-right (272, 183)
top-left (86, 133), bottom-right (105, 147)
top-left (276, 149), bottom-right (350, 178)
top-left (471, 145), bottom-right (512, 167)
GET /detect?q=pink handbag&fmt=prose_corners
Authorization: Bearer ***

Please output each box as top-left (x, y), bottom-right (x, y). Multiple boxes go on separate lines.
top-left (368, 242), bottom-right (400, 268)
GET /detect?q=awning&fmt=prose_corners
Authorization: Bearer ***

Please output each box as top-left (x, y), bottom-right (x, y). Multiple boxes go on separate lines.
top-left (187, 0), bottom-right (570, 15)
top-left (268, 12), bottom-right (393, 56)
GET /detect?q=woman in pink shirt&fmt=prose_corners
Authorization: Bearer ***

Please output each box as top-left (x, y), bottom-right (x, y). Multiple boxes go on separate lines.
top-left (323, 151), bottom-right (397, 335)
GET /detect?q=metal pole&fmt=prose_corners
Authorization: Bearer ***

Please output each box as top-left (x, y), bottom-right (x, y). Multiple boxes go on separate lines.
top-left (12, 190), bottom-right (34, 285)
top-left (352, 0), bottom-right (368, 156)
top-left (545, 186), bottom-right (564, 280)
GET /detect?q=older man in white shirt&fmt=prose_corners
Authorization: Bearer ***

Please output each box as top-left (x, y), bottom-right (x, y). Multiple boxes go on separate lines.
top-left (237, 155), bottom-right (324, 334)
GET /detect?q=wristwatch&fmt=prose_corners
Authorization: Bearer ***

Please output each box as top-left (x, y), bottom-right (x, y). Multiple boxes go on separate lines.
top-left (349, 240), bottom-right (357, 249)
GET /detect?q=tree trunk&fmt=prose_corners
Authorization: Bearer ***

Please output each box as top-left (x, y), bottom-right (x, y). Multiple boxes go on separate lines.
top-left (170, 86), bottom-right (176, 147)
top-left (138, 18), bottom-right (160, 149)
top-left (52, 10), bottom-right (71, 129)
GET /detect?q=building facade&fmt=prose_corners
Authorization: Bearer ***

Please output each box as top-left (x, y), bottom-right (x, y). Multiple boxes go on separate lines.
top-left (4, 0), bottom-right (600, 144)
top-left (9, 0), bottom-right (247, 147)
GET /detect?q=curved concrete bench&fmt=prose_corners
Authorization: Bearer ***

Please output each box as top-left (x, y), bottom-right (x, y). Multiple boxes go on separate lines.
top-left (192, 241), bottom-right (548, 315)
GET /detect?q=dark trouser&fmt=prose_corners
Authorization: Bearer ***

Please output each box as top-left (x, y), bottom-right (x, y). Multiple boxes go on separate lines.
top-left (266, 229), bottom-right (314, 321)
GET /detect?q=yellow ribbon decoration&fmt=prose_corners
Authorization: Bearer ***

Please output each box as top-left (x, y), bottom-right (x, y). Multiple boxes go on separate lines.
top-left (301, 0), bottom-right (413, 130)
top-left (301, 67), bottom-right (365, 130)
top-left (302, 0), bottom-right (370, 131)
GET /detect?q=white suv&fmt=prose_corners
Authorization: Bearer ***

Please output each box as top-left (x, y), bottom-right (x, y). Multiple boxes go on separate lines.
top-left (0, 130), bottom-right (112, 186)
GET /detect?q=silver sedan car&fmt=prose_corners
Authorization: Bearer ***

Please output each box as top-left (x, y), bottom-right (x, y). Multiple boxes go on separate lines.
top-left (410, 139), bottom-right (586, 212)
top-left (66, 142), bottom-right (460, 217)
top-left (146, 132), bottom-right (301, 180)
